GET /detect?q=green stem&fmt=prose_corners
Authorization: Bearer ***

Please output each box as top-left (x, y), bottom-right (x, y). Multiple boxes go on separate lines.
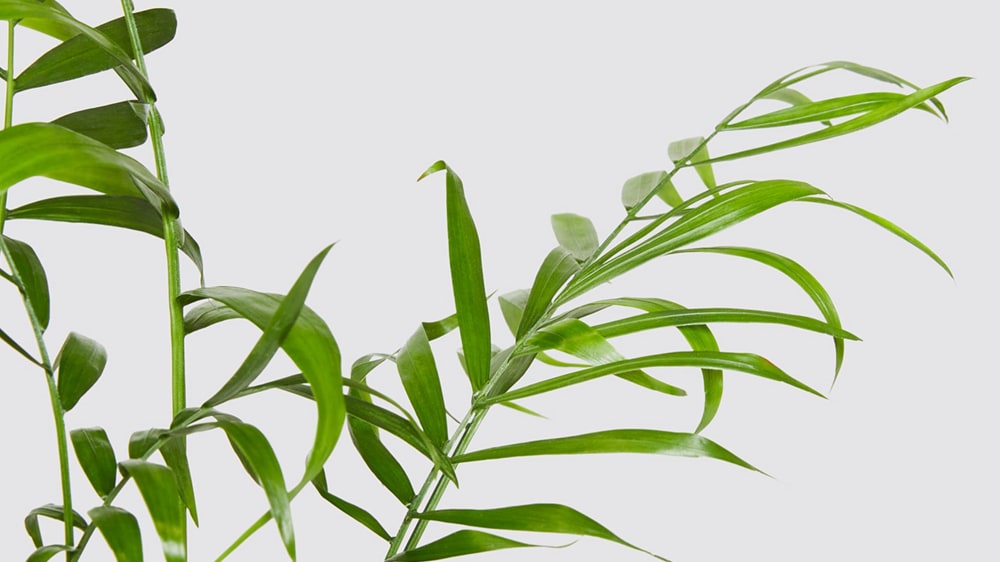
top-left (119, 0), bottom-right (186, 417)
top-left (3, 20), bottom-right (74, 559)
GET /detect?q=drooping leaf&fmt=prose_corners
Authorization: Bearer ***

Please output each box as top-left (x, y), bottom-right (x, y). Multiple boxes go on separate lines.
top-left (418, 162), bottom-right (491, 390)
top-left (70, 427), bottom-right (117, 498)
top-left (2, 236), bottom-right (49, 330)
top-left (7, 195), bottom-right (203, 274)
top-left (724, 92), bottom-right (938, 130)
top-left (668, 137), bottom-right (716, 190)
top-left (387, 530), bottom-right (551, 562)
top-left (88, 506), bottom-right (143, 562)
top-left (0, 0), bottom-right (155, 99)
top-left (422, 312), bottom-right (459, 341)
top-left (55, 332), bottom-right (107, 411)
top-left (454, 429), bottom-right (758, 473)
top-left (26, 545), bottom-right (71, 562)
top-left (160, 437), bottom-right (198, 526)
top-left (119, 460), bottom-right (185, 562)
top-left (347, 401), bottom-right (416, 505)
top-left (396, 326), bottom-right (448, 446)
top-left (416, 503), bottom-right (667, 561)
top-left (23, 504), bottom-right (88, 548)
top-left (551, 213), bottom-right (599, 261)
top-left (51, 101), bottom-right (148, 148)
top-left (312, 469), bottom-right (392, 541)
top-left (587, 308), bottom-right (858, 341)
top-left (0, 123), bottom-right (176, 216)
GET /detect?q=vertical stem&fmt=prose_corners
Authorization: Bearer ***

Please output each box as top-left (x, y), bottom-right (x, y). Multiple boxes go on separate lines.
top-left (3, 20), bottom-right (74, 558)
top-left (118, 0), bottom-right (186, 417)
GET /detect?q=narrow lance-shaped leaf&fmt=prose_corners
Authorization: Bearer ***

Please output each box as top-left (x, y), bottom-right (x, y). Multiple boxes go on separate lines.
top-left (586, 308), bottom-right (859, 341)
top-left (418, 162), bottom-right (491, 390)
top-left (312, 469), bottom-right (392, 541)
top-left (397, 326), bottom-right (448, 446)
top-left (23, 504), bottom-right (88, 548)
top-left (347, 394), bottom-right (416, 505)
top-left (551, 213), bottom-right (599, 261)
top-left (724, 92), bottom-right (939, 130)
top-left (51, 101), bottom-right (149, 149)
top-left (668, 137), bottom-right (716, 190)
top-left (8, 195), bottom-right (204, 276)
top-left (70, 427), bottom-right (117, 498)
top-left (417, 503), bottom-right (668, 561)
top-left (55, 332), bottom-right (107, 411)
top-left (88, 506), bottom-right (143, 562)
top-left (1, 236), bottom-right (49, 330)
top-left (26, 545), bottom-right (72, 562)
top-left (119, 460), bottom-right (185, 562)
top-left (16, 8), bottom-right (176, 93)
top-left (454, 429), bottom-right (759, 473)
top-left (160, 437), bottom-right (199, 526)
top-left (387, 530), bottom-right (554, 562)
top-left (518, 246), bottom-right (580, 338)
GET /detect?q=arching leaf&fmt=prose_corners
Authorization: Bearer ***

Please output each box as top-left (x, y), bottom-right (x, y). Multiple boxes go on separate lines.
top-left (119, 461), bottom-right (185, 562)
top-left (51, 101), bottom-right (148, 149)
top-left (387, 530), bottom-right (552, 562)
top-left (2, 236), bottom-right (49, 330)
top-left (23, 504), bottom-right (87, 548)
top-left (88, 506), bottom-right (143, 562)
top-left (312, 469), bottom-right (391, 541)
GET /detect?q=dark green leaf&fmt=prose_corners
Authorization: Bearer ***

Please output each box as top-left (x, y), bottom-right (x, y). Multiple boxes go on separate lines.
top-left (551, 213), bottom-right (599, 261)
top-left (312, 469), bottom-right (392, 541)
top-left (88, 506), bottom-right (143, 562)
top-left (419, 162), bottom-right (491, 390)
top-left (119, 460), bottom-right (185, 562)
top-left (347, 407), bottom-right (415, 505)
top-left (0, 325), bottom-right (41, 366)
top-left (70, 427), bottom-right (117, 498)
top-left (387, 530), bottom-right (551, 562)
top-left (160, 437), bottom-right (198, 526)
top-left (455, 429), bottom-right (758, 473)
top-left (26, 545), bottom-right (71, 562)
top-left (417, 503), bottom-right (667, 561)
top-left (128, 428), bottom-right (166, 459)
top-left (2, 236), bottom-right (49, 330)
top-left (23, 504), bottom-right (88, 548)
top-left (55, 332), bottom-right (107, 411)
top-left (668, 137), bottom-right (716, 190)
top-left (51, 101), bottom-right (148, 148)
top-left (397, 326), bottom-right (448, 446)
top-left (7, 195), bottom-right (203, 274)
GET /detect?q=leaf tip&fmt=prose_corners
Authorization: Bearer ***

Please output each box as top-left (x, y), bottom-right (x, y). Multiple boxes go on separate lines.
top-left (417, 160), bottom-right (448, 182)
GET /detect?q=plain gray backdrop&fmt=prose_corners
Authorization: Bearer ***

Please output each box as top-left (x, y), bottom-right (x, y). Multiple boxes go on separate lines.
top-left (2, 1), bottom-right (995, 560)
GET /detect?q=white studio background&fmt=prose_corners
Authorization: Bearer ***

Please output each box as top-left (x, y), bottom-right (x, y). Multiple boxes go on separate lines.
top-left (1, 1), bottom-right (995, 561)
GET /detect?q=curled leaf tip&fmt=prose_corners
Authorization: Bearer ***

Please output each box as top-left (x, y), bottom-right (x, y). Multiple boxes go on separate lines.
top-left (417, 160), bottom-right (448, 181)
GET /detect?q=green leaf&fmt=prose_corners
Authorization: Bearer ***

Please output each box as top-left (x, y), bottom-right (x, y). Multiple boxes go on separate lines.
top-left (26, 545), bottom-right (72, 562)
top-left (8, 195), bottom-right (204, 275)
top-left (119, 460), bottom-right (185, 562)
top-left (51, 101), bottom-right (148, 149)
top-left (708, 77), bottom-right (969, 163)
top-left (23, 504), bottom-right (88, 548)
top-left (55, 332), bottom-right (107, 411)
top-left (551, 213), bottom-right (599, 261)
top-left (518, 246), bottom-right (580, 338)
top-left (417, 503), bottom-right (667, 561)
top-left (674, 246), bottom-right (846, 376)
top-left (160, 437), bottom-right (198, 526)
top-left (621, 171), bottom-right (683, 210)
top-left (397, 326), bottom-right (448, 447)
top-left (802, 196), bottom-right (952, 276)
top-left (312, 469), bottom-right (392, 541)
top-left (180, 245), bottom-right (344, 490)
top-left (725, 92), bottom-right (939, 130)
top-left (16, 9), bottom-right (174, 92)
top-left (422, 312), bottom-right (459, 341)
top-left (488, 351), bottom-right (822, 404)
top-left (0, 325), bottom-right (41, 366)
top-left (498, 289), bottom-right (529, 335)
top-left (347, 404), bottom-right (416, 505)
top-left (454, 429), bottom-right (758, 473)
top-left (128, 428), bottom-right (166, 459)
top-left (387, 530), bottom-right (551, 562)
top-left (70, 427), bottom-right (117, 498)
top-left (2, 236), bottom-right (49, 330)
top-left (0, 123), bottom-right (176, 216)
top-left (418, 162), bottom-right (491, 390)
top-left (668, 137), bottom-right (716, 190)
top-left (88, 506), bottom-right (143, 562)
top-left (588, 308), bottom-right (858, 341)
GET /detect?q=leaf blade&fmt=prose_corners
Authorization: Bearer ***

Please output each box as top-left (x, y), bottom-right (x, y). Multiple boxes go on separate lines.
top-left (55, 332), bottom-right (107, 411)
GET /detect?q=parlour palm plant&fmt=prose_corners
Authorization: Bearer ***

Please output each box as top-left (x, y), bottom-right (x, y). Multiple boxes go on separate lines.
top-left (0, 1), bottom-right (968, 561)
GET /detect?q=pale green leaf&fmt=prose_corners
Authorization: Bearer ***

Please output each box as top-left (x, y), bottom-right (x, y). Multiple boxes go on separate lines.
top-left (551, 213), bottom-right (599, 261)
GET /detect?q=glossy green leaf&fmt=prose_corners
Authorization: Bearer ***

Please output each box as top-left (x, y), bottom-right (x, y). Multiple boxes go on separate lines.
top-left (2, 236), bottom-right (49, 330)
top-left (387, 530), bottom-right (550, 562)
top-left (588, 308), bottom-right (858, 341)
top-left (417, 503), bottom-right (667, 561)
top-left (180, 245), bottom-right (344, 492)
top-left (24, 504), bottom-right (87, 548)
top-left (488, 351), bottom-right (822, 404)
top-left (725, 92), bottom-right (937, 130)
top-left (119, 460), bottom-right (185, 562)
top-left (518, 247), bottom-right (580, 338)
top-left (0, 0), bottom-right (155, 99)
top-left (70, 427), bottom-right (117, 498)
top-left (128, 428), bottom-right (166, 459)
top-left (397, 326), bottom-right (448, 446)
top-left (160, 437), bottom-right (198, 526)
top-left (668, 137), bottom-right (716, 190)
top-left (708, 77), bottom-right (969, 163)
top-left (455, 429), bottom-right (758, 473)
top-left (803, 196), bottom-right (952, 276)
top-left (419, 162), bottom-right (491, 390)
top-left (88, 506), bottom-right (143, 562)
top-left (422, 312), bottom-right (459, 341)
top-left (551, 213), bottom-right (599, 261)
top-left (26, 545), bottom-right (71, 562)
top-left (51, 101), bottom-right (148, 149)
top-left (347, 403), bottom-right (415, 505)
top-left (7, 195), bottom-right (203, 274)
top-left (312, 469), bottom-right (392, 541)
top-left (16, 9), bottom-right (175, 93)
top-left (621, 171), bottom-right (683, 210)
top-left (0, 123), bottom-right (176, 216)
top-left (55, 332), bottom-right (107, 411)
top-left (675, 246), bottom-right (846, 376)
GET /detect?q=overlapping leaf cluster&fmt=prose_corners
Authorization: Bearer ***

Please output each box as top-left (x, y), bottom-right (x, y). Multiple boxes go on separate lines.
top-left (0, 2), bottom-right (965, 562)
